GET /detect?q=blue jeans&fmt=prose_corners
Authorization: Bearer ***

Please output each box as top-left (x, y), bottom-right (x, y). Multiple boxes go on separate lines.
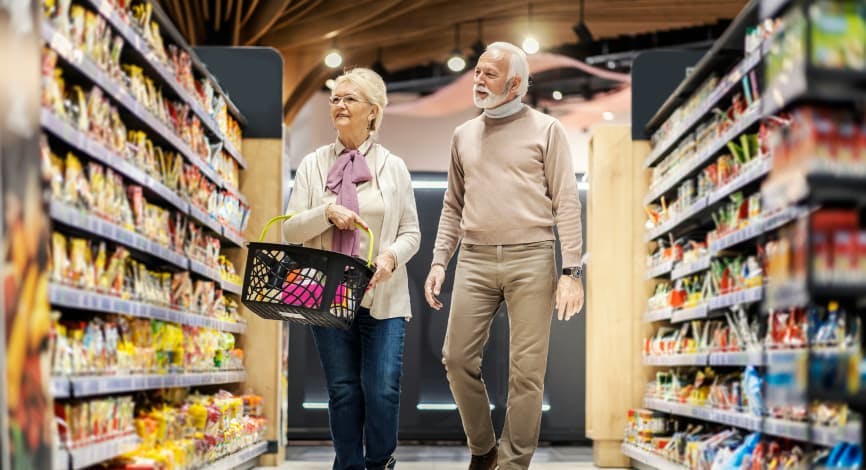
top-left (311, 307), bottom-right (405, 470)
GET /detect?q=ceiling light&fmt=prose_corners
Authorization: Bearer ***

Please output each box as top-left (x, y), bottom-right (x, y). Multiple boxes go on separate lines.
top-left (606, 60), bottom-right (616, 69)
top-left (447, 54), bottom-right (466, 72)
top-left (552, 90), bottom-right (563, 101)
top-left (522, 37), bottom-right (540, 54)
top-left (447, 24), bottom-right (466, 73)
top-left (602, 111), bottom-right (615, 121)
top-left (325, 49), bottom-right (342, 68)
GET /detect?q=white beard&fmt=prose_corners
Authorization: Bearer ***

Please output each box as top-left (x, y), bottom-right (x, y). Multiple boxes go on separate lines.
top-left (473, 85), bottom-right (510, 109)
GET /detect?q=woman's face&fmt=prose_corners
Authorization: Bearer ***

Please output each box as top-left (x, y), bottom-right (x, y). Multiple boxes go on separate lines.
top-left (330, 82), bottom-right (375, 135)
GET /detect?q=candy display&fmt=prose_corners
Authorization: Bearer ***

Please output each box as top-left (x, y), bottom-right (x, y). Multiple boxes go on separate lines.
top-left (50, 312), bottom-right (243, 376)
top-left (104, 390), bottom-right (266, 470)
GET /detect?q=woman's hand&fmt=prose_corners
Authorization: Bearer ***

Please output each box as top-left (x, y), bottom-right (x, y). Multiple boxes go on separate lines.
top-left (367, 252), bottom-right (397, 290)
top-left (326, 204), bottom-right (366, 231)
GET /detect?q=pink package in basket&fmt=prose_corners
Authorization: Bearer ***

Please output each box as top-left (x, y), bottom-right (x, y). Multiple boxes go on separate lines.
top-left (281, 281), bottom-right (323, 308)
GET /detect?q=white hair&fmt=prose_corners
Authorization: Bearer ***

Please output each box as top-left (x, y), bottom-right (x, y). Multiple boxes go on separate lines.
top-left (334, 67), bottom-right (388, 132)
top-left (485, 41), bottom-right (530, 97)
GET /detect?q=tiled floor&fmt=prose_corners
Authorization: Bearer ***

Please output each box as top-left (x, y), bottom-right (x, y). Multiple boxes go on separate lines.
top-left (262, 445), bottom-right (617, 469)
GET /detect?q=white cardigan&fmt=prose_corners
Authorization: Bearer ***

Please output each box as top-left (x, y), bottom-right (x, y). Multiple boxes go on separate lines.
top-left (282, 141), bottom-right (421, 320)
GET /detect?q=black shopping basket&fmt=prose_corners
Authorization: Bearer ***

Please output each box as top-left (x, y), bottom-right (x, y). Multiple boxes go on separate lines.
top-left (241, 214), bottom-right (375, 329)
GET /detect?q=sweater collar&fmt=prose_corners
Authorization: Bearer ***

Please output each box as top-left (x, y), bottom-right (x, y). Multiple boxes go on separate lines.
top-left (483, 97), bottom-right (524, 119)
top-left (335, 135), bottom-right (374, 156)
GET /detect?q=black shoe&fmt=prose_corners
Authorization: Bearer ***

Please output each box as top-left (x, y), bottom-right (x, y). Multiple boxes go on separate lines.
top-left (468, 446), bottom-right (498, 470)
top-left (367, 457), bottom-right (396, 470)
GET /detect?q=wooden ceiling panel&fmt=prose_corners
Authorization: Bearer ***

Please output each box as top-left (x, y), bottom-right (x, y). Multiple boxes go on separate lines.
top-left (155, 0), bottom-right (747, 122)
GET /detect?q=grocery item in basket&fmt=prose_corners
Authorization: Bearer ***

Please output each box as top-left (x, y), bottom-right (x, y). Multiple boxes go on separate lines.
top-left (280, 268), bottom-right (324, 308)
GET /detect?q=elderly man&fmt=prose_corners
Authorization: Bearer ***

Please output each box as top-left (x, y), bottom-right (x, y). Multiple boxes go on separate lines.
top-left (424, 42), bottom-right (585, 470)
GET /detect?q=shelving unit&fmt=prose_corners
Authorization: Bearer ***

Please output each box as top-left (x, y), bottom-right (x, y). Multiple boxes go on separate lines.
top-left (40, 1), bottom-right (254, 467)
top-left (209, 441), bottom-right (269, 470)
top-left (631, 0), bottom-right (865, 466)
top-left (59, 434), bottom-right (140, 470)
top-left (49, 284), bottom-right (247, 334)
top-left (621, 443), bottom-right (688, 470)
top-left (51, 370), bottom-right (247, 399)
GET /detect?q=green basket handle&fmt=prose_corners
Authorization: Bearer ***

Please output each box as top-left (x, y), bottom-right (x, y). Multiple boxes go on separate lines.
top-left (258, 214), bottom-right (375, 267)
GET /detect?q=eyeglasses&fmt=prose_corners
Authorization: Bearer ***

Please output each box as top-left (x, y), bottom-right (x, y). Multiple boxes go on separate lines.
top-left (329, 95), bottom-right (369, 106)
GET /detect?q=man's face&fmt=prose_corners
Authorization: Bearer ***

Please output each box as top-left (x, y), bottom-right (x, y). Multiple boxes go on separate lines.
top-left (472, 51), bottom-right (517, 109)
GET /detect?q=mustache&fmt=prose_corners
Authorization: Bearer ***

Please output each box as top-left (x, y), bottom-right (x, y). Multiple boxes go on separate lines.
top-left (473, 85), bottom-right (492, 94)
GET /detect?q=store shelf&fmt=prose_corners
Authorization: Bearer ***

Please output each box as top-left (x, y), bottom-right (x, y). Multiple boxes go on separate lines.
top-left (766, 278), bottom-right (866, 310)
top-left (812, 423), bottom-right (862, 448)
top-left (65, 433), bottom-right (139, 469)
top-left (222, 226), bottom-right (246, 248)
top-left (707, 156), bottom-right (773, 206)
top-left (644, 105), bottom-right (762, 206)
top-left (709, 286), bottom-right (763, 311)
top-left (643, 307), bottom-right (674, 323)
top-left (49, 284), bottom-right (246, 334)
top-left (763, 61), bottom-right (866, 118)
top-left (709, 220), bottom-right (764, 254)
top-left (42, 22), bottom-right (224, 189)
top-left (763, 167), bottom-right (866, 211)
top-left (645, 197), bottom-right (708, 243)
top-left (41, 109), bottom-right (189, 214)
top-left (76, 0), bottom-right (247, 169)
top-left (764, 418), bottom-right (810, 442)
top-left (189, 204), bottom-right (224, 236)
top-left (222, 141), bottom-right (248, 169)
top-left (222, 279), bottom-right (243, 296)
top-left (50, 201), bottom-right (188, 269)
top-left (621, 443), bottom-right (687, 470)
top-left (57, 370), bottom-right (246, 398)
top-left (52, 376), bottom-right (71, 399)
top-left (208, 441), bottom-right (268, 470)
top-left (760, 0), bottom-right (789, 20)
top-left (190, 258), bottom-right (223, 284)
top-left (761, 206), bottom-right (805, 234)
top-left (644, 0), bottom-right (763, 166)
top-left (645, 397), bottom-right (763, 432)
top-left (646, 260), bottom-right (675, 279)
top-left (54, 448), bottom-right (69, 470)
top-left (147, 0), bottom-right (245, 126)
top-left (644, 353), bottom-right (708, 366)
top-left (672, 256), bottom-right (711, 280)
top-left (708, 350), bottom-right (764, 366)
top-left (671, 303), bottom-right (709, 323)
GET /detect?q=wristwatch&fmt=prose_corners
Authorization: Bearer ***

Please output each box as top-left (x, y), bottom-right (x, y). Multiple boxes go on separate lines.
top-left (562, 266), bottom-right (583, 279)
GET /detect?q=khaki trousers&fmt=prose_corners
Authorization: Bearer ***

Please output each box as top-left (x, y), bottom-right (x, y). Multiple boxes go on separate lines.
top-left (442, 241), bottom-right (557, 470)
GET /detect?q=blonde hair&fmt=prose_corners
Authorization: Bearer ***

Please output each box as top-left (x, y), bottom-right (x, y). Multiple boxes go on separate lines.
top-left (334, 67), bottom-right (388, 132)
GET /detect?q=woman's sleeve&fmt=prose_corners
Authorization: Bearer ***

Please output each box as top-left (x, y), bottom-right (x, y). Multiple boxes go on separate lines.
top-left (281, 155), bottom-right (333, 243)
top-left (384, 160), bottom-right (421, 268)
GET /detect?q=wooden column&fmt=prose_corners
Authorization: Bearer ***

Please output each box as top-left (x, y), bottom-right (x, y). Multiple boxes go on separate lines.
top-left (230, 138), bottom-right (285, 466)
top-left (584, 125), bottom-right (653, 467)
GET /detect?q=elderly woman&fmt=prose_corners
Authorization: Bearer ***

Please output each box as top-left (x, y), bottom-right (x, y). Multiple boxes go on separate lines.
top-left (282, 67), bottom-right (420, 470)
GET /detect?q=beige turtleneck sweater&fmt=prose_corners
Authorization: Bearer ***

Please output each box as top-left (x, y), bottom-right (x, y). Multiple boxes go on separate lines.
top-left (432, 106), bottom-right (583, 268)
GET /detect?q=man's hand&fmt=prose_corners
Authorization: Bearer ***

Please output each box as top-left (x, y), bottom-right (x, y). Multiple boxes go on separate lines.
top-left (326, 204), bottom-right (366, 231)
top-left (555, 276), bottom-right (584, 321)
top-left (367, 252), bottom-right (397, 289)
top-left (424, 264), bottom-right (446, 310)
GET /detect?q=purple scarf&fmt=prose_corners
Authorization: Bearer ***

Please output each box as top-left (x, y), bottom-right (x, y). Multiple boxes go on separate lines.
top-left (326, 148), bottom-right (372, 257)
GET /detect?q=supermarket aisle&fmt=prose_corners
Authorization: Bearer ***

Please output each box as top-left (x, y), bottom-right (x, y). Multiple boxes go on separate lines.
top-left (266, 445), bottom-right (610, 469)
